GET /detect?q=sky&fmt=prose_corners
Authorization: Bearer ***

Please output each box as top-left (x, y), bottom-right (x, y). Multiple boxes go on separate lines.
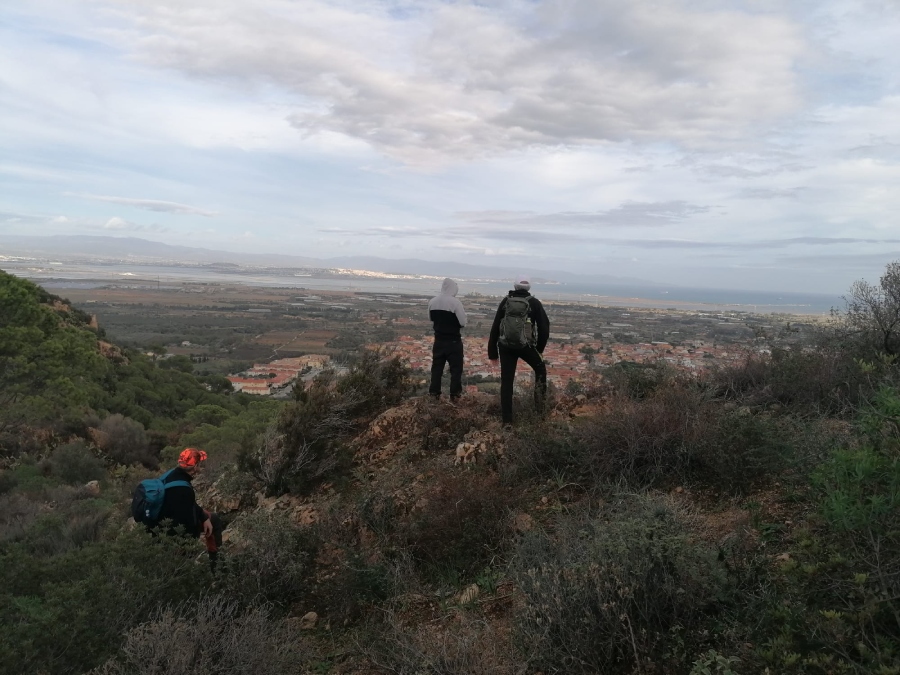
top-left (1, 0), bottom-right (899, 294)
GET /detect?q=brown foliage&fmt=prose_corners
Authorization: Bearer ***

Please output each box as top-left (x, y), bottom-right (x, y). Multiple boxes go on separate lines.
top-left (401, 471), bottom-right (519, 579)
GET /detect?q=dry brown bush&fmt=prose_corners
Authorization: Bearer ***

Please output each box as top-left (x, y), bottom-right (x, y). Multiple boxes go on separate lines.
top-left (219, 510), bottom-right (317, 606)
top-left (706, 347), bottom-right (865, 414)
top-left (400, 471), bottom-right (519, 580)
top-left (573, 383), bottom-right (709, 484)
top-left (91, 595), bottom-right (308, 675)
top-left (360, 610), bottom-right (516, 675)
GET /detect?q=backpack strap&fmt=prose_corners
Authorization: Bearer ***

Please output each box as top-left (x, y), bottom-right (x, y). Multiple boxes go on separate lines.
top-left (163, 481), bottom-right (192, 490)
top-left (159, 468), bottom-right (192, 491)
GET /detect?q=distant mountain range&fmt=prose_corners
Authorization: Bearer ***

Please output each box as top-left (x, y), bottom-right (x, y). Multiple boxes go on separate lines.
top-left (0, 234), bottom-right (663, 288)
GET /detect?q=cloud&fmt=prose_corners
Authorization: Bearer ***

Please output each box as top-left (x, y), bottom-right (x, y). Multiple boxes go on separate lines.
top-left (104, 217), bottom-right (130, 230)
top-left (111, 0), bottom-right (806, 162)
top-left (455, 201), bottom-right (710, 230)
top-left (93, 217), bottom-right (168, 233)
top-left (68, 193), bottom-right (217, 216)
top-left (737, 187), bottom-right (806, 200)
top-left (319, 225), bottom-right (434, 238)
top-left (0, 211), bottom-right (47, 226)
top-left (774, 251), bottom-right (900, 269)
top-left (597, 237), bottom-right (900, 250)
top-left (435, 242), bottom-right (526, 256)
top-left (316, 201), bottom-right (711, 245)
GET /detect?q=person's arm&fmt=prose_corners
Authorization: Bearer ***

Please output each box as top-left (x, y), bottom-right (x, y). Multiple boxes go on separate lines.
top-left (454, 299), bottom-right (467, 328)
top-left (487, 299), bottom-right (505, 360)
top-left (532, 298), bottom-right (550, 353)
top-left (199, 507), bottom-right (213, 537)
top-left (195, 503), bottom-right (210, 537)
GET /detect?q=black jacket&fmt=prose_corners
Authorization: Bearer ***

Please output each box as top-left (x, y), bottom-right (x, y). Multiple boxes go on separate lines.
top-left (158, 467), bottom-right (208, 537)
top-left (488, 290), bottom-right (550, 359)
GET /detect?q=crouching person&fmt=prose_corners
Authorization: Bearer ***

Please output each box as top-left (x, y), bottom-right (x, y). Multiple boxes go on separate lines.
top-left (131, 447), bottom-right (223, 571)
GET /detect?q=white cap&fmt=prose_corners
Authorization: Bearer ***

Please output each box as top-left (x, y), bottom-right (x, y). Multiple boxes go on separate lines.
top-left (514, 276), bottom-right (531, 291)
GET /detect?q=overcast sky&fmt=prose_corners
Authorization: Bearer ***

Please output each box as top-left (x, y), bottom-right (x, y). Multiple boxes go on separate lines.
top-left (1, 0), bottom-right (899, 293)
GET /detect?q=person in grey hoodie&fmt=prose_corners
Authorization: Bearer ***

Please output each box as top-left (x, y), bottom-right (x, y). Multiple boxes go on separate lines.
top-left (427, 278), bottom-right (468, 399)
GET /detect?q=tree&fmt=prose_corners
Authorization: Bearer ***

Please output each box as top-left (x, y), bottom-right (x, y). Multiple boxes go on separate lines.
top-left (844, 260), bottom-right (900, 356)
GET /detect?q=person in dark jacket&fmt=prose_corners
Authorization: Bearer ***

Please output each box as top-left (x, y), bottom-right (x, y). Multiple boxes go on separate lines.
top-left (427, 278), bottom-right (468, 400)
top-left (488, 276), bottom-right (550, 424)
top-left (158, 447), bottom-right (223, 569)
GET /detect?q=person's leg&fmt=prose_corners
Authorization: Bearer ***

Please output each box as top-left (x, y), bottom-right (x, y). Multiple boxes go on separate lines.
top-left (448, 340), bottom-right (464, 399)
top-left (498, 346), bottom-right (519, 424)
top-left (519, 347), bottom-right (548, 414)
top-left (429, 340), bottom-right (448, 396)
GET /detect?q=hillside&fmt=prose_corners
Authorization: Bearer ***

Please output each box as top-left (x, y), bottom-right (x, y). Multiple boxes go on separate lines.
top-left (1, 268), bottom-right (900, 674)
top-left (0, 269), bottom-right (245, 460)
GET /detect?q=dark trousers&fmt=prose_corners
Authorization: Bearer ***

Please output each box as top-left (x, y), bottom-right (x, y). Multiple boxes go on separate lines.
top-left (430, 338), bottom-right (464, 398)
top-left (499, 345), bottom-right (547, 424)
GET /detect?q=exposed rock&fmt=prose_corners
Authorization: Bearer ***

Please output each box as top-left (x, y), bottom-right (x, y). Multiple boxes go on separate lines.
top-left (453, 430), bottom-right (505, 466)
top-left (84, 480), bottom-right (100, 496)
top-left (354, 396), bottom-right (496, 464)
top-left (458, 583), bottom-right (480, 605)
top-left (512, 513), bottom-right (534, 533)
top-left (98, 340), bottom-right (128, 363)
top-left (299, 611), bottom-right (318, 630)
top-left (294, 504), bottom-right (318, 526)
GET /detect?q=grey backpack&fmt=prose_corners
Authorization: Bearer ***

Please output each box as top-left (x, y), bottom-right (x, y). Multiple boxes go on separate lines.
top-left (499, 296), bottom-right (535, 349)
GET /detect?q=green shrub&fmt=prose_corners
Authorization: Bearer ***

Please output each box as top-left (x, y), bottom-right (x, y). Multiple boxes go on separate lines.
top-left (604, 360), bottom-right (680, 399)
top-left (19, 504), bottom-right (111, 557)
top-left (691, 411), bottom-right (795, 492)
top-left (0, 492), bottom-right (42, 544)
top-left (184, 404), bottom-right (233, 427)
top-left (336, 348), bottom-right (412, 417)
top-left (315, 550), bottom-right (393, 623)
top-left (816, 445), bottom-right (900, 534)
top-left (507, 390), bottom-right (802, 494)
top-left (99, 414), bottom-right (155, 467)
top-left (752, 385), bottom-right (900, 673)
top-left (511, 494), bottom-right (729, 674)
top-left (49, 440), bottom-right (105, 485)
top-left (0, 528), bottom-right (211, 674)
top-left (0, 470), bottom-right (17, 496)
top-left (500, 420), bottom-right (585, 484)
top-left (240, 372), bottom-right (353, 495)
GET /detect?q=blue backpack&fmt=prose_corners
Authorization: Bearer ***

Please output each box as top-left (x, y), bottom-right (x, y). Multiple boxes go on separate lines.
top-left (131, 469), bottom-right (192, 524)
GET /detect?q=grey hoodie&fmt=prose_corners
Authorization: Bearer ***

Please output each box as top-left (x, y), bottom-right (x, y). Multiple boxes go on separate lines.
top-left (427, 278), bottom-right (467, 340)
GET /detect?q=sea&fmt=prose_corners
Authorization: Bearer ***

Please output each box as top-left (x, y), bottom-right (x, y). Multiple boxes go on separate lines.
top-left (1, 260), bottom-right (842, 316)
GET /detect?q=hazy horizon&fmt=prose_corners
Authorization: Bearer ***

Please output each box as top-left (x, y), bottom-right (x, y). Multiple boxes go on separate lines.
top-left (2, 1), bottom-right (899, 294)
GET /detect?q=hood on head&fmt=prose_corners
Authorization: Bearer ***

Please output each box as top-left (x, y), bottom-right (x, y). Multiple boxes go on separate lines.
top-left (441, 278), bottom-right (458, 296)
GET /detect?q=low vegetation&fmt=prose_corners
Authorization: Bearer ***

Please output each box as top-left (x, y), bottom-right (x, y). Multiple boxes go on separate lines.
top-left (2, 263), bottom-right (900, 674)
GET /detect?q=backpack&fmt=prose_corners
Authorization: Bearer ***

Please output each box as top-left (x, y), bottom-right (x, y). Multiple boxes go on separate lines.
top-left (499, 296), bottom-right (536, 349)
top-left (131, 469), bottom-right (191, 524)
